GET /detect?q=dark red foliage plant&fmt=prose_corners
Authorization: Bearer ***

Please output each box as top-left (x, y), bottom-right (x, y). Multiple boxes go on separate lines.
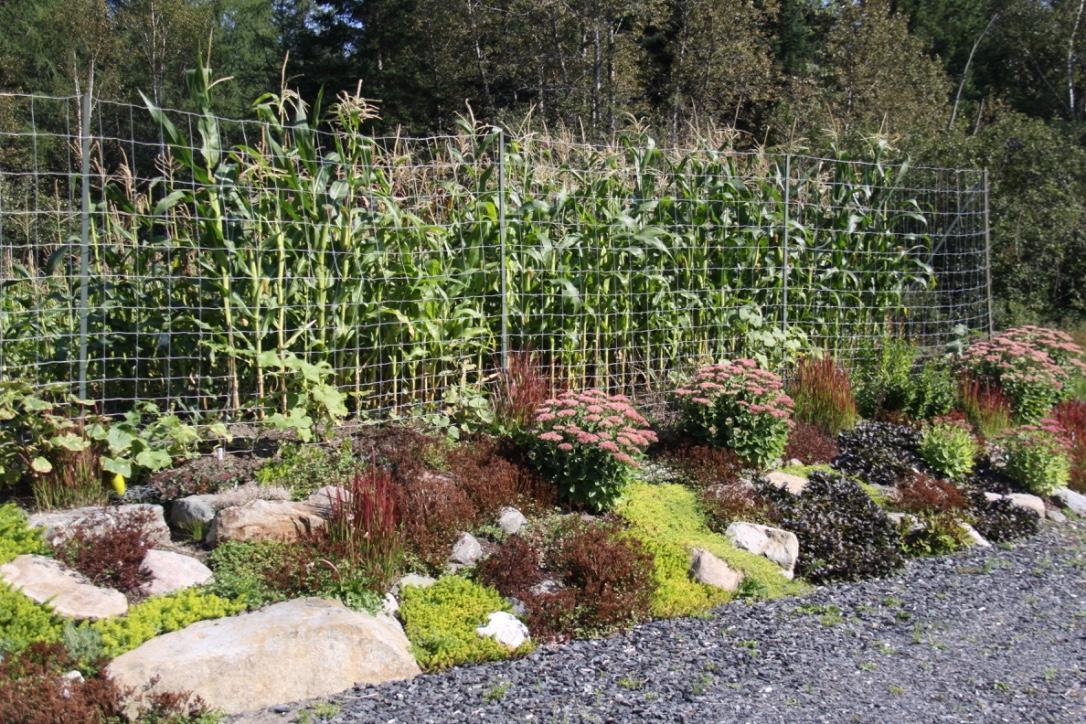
top-left (54, 510), bottom-right (157, 597)
top-left (784, 421), bottom-right (839, 465)
top-left (700, 482), bottom-right (772, 532)
top-left (661, 443), bottom-right (743, 488)
top-left (477, 517), bottom-right (653, 641)
top-left (492, 349), bottom-right (557, 432)
top-left (0, 643), bottom-right (125, 724)
top-left (1053, 400), bottom-right (1086, 492)
top-left (393, 469), bottom-right (479, 571)
top-left (895, 472), bottom-right (968, 514)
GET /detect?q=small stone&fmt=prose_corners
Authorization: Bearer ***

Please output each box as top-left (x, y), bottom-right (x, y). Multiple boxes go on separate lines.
top-left (395, 573), bottom-right (437, 593)
top-left (63, 670), bottom-right (84, 683)
top-left (788, 458), bottom-right (803, 468)
top-left (140, 549), bottom-right (213, 597)
top-left (689, 548), bottom-right (743, 591)
top-left (449, 532), bottom-right (483, 565)
top-left (507, 597), bottom-right (529, 618)
top-left (169, 495), bottom-right (217, 530)
top-left (724, 522), bottom-right (799, 579)
top-left (1053, 487), bottom-right (1086, 516)
top-left (887, 512), bottom-right (925, 534)
top-left (764, 471), bottom-right (807, 496)
top-left (984, 492), bottom-right (1045, 518)
top-left (1046, 507), bottom-right (1067, 524)
top-left (0, 554), bottom-right (127, 619)
top-left (475, 611), bottom-right (529, 649)
top-left (959, 522), bottom-right (991, 548)
top-left (380, 592), bottom-right (399, 618)
top-left (498, 507), bottom-right (528, 536)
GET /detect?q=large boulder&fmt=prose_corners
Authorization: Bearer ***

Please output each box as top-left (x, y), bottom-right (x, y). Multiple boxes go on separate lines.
top-left (689, 548), bottom-right (743, 591)
top-left (724, 522), bottom-right (800, 579)
top-left (1053, 487), bottom-right (1086, 516)
top-left (170, 485), bottom-right (294, 532)
top-left (28, 504), bottom-right (169, 547)
top-left (106, 598), bottom-right (420, 715)
top-left (0, 554), bottom-right (127, 619)
top-left (983, 492), bottom-right (1045, 518)
top-left (206, 499), bottom-right (325, 545)
top-left (140, 550), bottom-right (213, 597)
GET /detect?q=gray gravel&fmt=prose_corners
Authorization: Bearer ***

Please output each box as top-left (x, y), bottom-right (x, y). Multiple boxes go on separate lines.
top-left (254, 520), bottom-right (1086, 723)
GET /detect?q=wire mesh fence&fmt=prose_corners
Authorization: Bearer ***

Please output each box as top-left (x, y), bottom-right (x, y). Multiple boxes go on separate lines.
top-left (0, 89), bottom-right (991, 429)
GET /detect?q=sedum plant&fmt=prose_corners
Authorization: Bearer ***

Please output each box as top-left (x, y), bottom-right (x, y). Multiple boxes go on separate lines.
top-left (998, 422), bottom-right (1071, 496)
top-left (675, 359), bottom-right (793, 469)
top-left (918, 420), bottom-right (979, 479)
top-left (527, 389), bottom-right (657, 512)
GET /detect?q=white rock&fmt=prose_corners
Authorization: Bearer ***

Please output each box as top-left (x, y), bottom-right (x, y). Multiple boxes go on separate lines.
top-left (764, 471), bottom-right (807, 496)
top-left (475, 611), bottom-right (529, 649)
top-left (140, 549), bottom-right (213, 597)
top-left (1053, 487), bottom-right (1086, 516)
top-left (498, 507), bottom-right (528, 536)
top-left (887, 512), bottom-right (925, 534)
top-left (449, 532), bottom-right (483, 565)
top-left (689, 548), bottom-right (743, 591)
top-left (106, 598), bottom-right (420, 716)
top-left (1046, 507), bottom-right (1067, 524)
top-left (380, 592), bottom-right (399, 619)
top-left (959, 522), bottom-right (991, 548)
top-left (395, 573), bottom-right (437, 593)
top-left (0, 554), bottom-right (127, 619)
top-left (169, 496), bottom-right (217, 530)
top-left (29, 504), bottom-right (169, 547)
top-left (788, 458), bottom-right (803, 468)
top-left (724, 522), bottom-right (799, 579)
top-left (207, 499), bottom-right (325, 545)
top-left (984, 492), bottom-right (1045, 518)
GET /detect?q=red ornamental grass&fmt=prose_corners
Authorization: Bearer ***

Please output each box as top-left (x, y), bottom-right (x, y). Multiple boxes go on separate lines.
top-left (959, 374), bottom-right (1013, 439)
top-left (788, 356), bottom-right (858, 436)
top-left (326, 462), bottom-right (404, 588)
top-left (1053, 400), bottom-right (1086, 492)
top-left (494, 350), bottom-right (557, 430)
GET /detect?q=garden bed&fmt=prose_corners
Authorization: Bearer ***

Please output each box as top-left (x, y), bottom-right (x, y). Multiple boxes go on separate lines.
top-left (1, 328), bottom-right (1085, 721)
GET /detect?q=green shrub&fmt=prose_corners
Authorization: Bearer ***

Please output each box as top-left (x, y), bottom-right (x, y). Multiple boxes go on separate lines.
top-left (91, 588), bottom-right (246, 658)
top-left (398, 576), bottom-right (530, 670)
top-left (999, 424), bottom-right (1071, 496)
top-left (527, 389), bottom-right (656, 512)
top-left (918, 421), bottom-right (978, 479)
top-left (905, 359), bottom-right (957, 420)
top-left (674, 360), bottom-right (792, 469)
top-left (0, 503), bottom-right (45, 564)
top-left (254, 439), bottom-right (359, 499)
top-left (852, 336), bottom-right (917, 418)
top-left (0, 583), bottom-right (62, 656)
top-left (898, 512), bottom-right (972, 557)
top-left (206, 540), bottom-right (289, 607)
top-left (616, 482), bottom-right (807, 618)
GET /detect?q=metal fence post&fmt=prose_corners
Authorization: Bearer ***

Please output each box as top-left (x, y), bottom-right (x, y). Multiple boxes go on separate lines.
top-left (982, 168), bottom-right (994, 338)
top-left (498, 127), bottom-right (509, 370)
top-left (78, 68), bottom-right (94, 400)
top-left (781, 154), bottom-right (791, 331)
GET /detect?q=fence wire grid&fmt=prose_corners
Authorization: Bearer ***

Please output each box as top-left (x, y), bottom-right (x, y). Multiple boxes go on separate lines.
top-left (0, 91), bottom-right (992, 430)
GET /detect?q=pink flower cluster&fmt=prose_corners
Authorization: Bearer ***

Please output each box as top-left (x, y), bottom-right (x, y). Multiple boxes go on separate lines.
top-left (674, 359), bottom-right (794, 421)
top-left (532, 388), bottom-right (657, 468)
top-left (961, 328), bottom-right (1072, 391)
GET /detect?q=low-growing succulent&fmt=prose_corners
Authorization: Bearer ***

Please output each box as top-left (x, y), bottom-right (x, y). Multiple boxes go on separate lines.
top-left (917, 420), bottom-right (978, 479)
top-left (0, 503), bottom-right (46, 564)
top-left (998, 423), bottom-right (1071, 496)
top-left (759, 471), bottom-right (904, 583)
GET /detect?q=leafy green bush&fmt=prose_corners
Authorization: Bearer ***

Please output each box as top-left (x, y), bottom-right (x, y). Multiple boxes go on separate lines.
top-left (0, 583), bottom-right (62, 656)
top-left (998, 424), bottom-right (1071, 495)
top-left (398, 576), bottom-right (530, 670)
top-left (674, 360), bottom-right (793, 469)
top-left (254, 439), bottom-right (359, 499)
top-left (0, 504), bottom-right (45, 563)
top-left (759, 471), bottom-right (904, 584)
top-left (206, 540), bottom-right (289, 607)
top-left (899, 513), bottom-right (972, 557)
top-left (91, 588), bottom-right (246, 658)
top-left (852, 337), bottom-right (917, 418)
top-left (918, 421), bottom-right (978, 479)
top-left (616, 482), bottom-right (806, 618)
top-left (905, 358), bottom-right (958, 420)
top-left (527, 389), bottom-right (656, 512)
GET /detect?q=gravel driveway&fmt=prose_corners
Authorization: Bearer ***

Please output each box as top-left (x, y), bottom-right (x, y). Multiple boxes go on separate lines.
top-left (250, 520), bottom-right (1086, 723)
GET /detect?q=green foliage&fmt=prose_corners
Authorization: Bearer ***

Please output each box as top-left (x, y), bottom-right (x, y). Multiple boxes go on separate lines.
top-left (918, 421), bottom-right (978, 479)
top-left (0, 503), bottom-right (45, 563)
top-left (852, 337), bottom-right (918, 419)
top-left (0, 583), bottom-right (62, 656)
top-left (898, 512), bottom-right (971, 557)
top-left (999, 425), bottom-right (1071, 496)
top-left (256, 352), bottom-right (350, 442)
top-left (399, 576), bottom-right (530, 671)
top-left (85, 401), bottom-right (213, 480)
top-left (205, 541), bottom-right (289, 608)
top-left (905, 358), bottom-right (957, 420)
top-left (90, 588), bottom-right (246, 659)
top-left (60, 623), bottom-right (104, 672)
top-left (423, 383), bottom-right (496, 442)
top-left (254, 440), bottom-right (359, 499)
top-left (616, 482), bottom-right (807, 618)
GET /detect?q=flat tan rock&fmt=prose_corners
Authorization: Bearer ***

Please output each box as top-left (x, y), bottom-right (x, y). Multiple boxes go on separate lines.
top-left (0, 554), bottom-right (127, 619)
top-left (107, 597), bottom-right (420, 715)
top-left (207, 499), bottom-right (325, 544)
top-left (140, 549), bottom-right (213, 597)
top-left (689, 547), bottom-right (743, 591)
top-left (765, 471), bottom-right (808, 496)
